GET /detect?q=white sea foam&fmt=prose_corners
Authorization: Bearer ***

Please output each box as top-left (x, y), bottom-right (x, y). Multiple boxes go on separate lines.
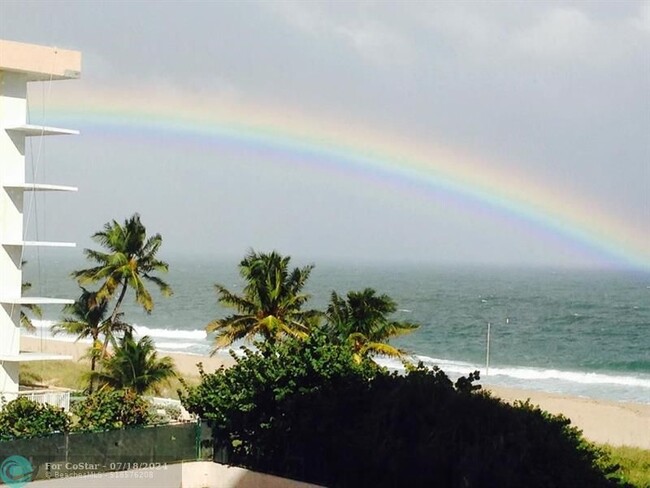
top-left (30, 320), bottom-right (207, 343)
top-left (413, 355), bottom-right (650, 390)
top-left (153, 342), bottom-right (197, 350)
top-left (28, 320), bottom-right (78, 342)
top-left (32, 319), bottom-right (57, 329)
top-left (487, 366), bottom-right (650, 389)
top-left (132, 324), bottom-right (207, 341)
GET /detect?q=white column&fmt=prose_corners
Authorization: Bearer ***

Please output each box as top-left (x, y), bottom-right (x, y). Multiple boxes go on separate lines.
top-left (0, 71), bottom-right (28, 399)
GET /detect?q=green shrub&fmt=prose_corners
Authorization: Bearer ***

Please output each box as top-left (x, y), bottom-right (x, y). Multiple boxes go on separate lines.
top-left (605, 445), bottom-right (650, 487)
top-left (0, 397), bottom-right (70, 441)
top-left (72, 389), bottom-right (151, 432)
top-left (181, 333), bottom-right (628, 487)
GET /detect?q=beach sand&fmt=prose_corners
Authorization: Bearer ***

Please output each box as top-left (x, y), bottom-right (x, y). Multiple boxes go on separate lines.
top-left (21, 337), bottom-right (650, 449)
top-left (488, 386), bottom-right (650, 449)
top-left (21, 336), bottom-right (235, 378)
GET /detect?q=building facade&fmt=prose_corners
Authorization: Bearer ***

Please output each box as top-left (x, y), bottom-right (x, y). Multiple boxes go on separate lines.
top-left (0, 39), bottom-right (81, 405)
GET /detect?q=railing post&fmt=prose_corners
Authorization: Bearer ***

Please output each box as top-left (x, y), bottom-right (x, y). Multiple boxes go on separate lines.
top-left (195, 419), bottom-right (201, 460)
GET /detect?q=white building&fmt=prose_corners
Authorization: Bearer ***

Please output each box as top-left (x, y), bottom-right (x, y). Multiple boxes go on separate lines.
top-left (0, 39), bottom-right (81, 408)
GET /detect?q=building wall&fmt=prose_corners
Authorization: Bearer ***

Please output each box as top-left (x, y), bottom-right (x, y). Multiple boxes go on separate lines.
top-left (0, 70), bottom-right (28, 398)
top-left (0, 40), bottom-right (80, 400)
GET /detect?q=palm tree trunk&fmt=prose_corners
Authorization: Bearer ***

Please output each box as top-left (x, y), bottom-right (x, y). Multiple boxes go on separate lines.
top-left (99, 280), bottom-right (129, 361)
top-left (90, 344), bottom-right (97, 371)
top-left (89, 339), bottom-right (97, 394)
top-left (110, 280), bottom-right (129, 324)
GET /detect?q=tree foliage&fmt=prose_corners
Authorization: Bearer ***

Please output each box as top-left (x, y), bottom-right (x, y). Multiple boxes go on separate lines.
top-left (0, 392), bottom-right (155, 439)
top-left (52, 287), bottom-right (131, 380)
top-left (0, 397), bottom-right (70, 441)
top-left (181, 332), bottom-right (378, 426)
top-left (325, 288), bottom-right (419, 362)
top-left (90, 333), bottom-right (177, 395)
top-left (72, 389), bottom-right (151, 432)
top-left (72, 213), bottom-right (172, 356)
top-left (206, 250), bottom-right (319, 351)
top-left (180, 335), bottom-right (627, 488)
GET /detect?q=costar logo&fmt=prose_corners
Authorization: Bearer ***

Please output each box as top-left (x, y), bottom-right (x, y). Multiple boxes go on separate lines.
top-left (0, 455), bottom-right (33, 487)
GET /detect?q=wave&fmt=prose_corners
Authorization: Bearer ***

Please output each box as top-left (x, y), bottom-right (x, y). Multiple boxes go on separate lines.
top-left (409, 354), bottom-right (650, 389)
top-left (32, 319), bottom-right (57, 329)
top-left (485, 366), bottom-right (650, 389)
top-left (153, 342), bottom-right (197, 350)
top-left (131, 325), bottom-right (207, 341)
top-left (28, 320), bottom-right (83, 343)
top-left (31, 320), bottom-right (207, 341)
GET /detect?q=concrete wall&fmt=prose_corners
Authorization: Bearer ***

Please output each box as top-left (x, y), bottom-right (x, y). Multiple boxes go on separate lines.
top-left (28, 462), bottom-right (324, 488)
top-left (0, 39), bottom-right (81, 81)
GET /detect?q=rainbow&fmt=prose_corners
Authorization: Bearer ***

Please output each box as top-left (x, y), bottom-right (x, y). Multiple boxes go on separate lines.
top-left (32, 85), bottom-right (650, 269)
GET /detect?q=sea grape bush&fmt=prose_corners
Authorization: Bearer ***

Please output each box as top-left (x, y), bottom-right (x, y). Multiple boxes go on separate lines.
top-left (180, 333), bottom-right (379, 461)
top-left (0, 396), bottom-right (70, 440)
top-left (0, 390), bottom-right (170, 441)
top-left (72, 389), bottom-right (151, 432)
top-left (180, 333), bottom-right (628, 488)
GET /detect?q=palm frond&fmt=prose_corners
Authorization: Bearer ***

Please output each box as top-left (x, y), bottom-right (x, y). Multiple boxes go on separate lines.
top-left (215, 284), bottom-right (256, 313)
top-left (93, 334), bottom-right (177, 394)
top-left (143, 273), bottom-right (173, 296)
top-left (74, 214), bottom-right (171, 322)
top-left (326, 287), bottom-right (420, 360)
top-left (361, 341), bottom-right (404, 358)
top-left (20, 311), bottom-right (36, 332)
top-left (207, 251), bottom-right (317, 349)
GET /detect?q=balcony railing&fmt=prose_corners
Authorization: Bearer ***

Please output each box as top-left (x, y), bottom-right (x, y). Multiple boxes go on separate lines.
top-left (18, 388), bottom-right (71, 410)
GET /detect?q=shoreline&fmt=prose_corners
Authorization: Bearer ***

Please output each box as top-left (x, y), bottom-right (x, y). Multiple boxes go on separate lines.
top-left (20, 336), bottom-right (650, 449)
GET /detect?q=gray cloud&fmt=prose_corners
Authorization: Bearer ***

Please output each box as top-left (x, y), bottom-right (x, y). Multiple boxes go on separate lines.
top-left (2, 1), bottom-right (648, 268)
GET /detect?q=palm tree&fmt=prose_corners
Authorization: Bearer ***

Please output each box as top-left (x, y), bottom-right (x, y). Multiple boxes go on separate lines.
top-left (52, 288), bottom-right (131, 374)
top-left (72, 213), bottom-right (172, 354)
top-left (325, 288), bottom-right (419, 363)
top-left (20, 280), bottom-right (41, 332)
top-left (20, 261), bottom-right (42, 332)
top-left (206, 250), bottom-right (320, 352)
top-left (90, 333), bottom-right (177, 395)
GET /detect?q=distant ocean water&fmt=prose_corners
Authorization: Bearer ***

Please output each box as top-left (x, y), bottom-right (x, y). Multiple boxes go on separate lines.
top-left (23, 254), bottom-right (650, 404)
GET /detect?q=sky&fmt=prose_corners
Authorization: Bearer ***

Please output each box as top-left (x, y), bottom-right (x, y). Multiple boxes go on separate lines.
top-left (1, 1), bottom-right (649, 268)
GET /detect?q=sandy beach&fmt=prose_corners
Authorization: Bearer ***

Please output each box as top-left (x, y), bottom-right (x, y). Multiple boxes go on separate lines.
top-left (488, 386), bottom-right (650, 450)
top-left (21, 336), bottom-right (650, 449)
top-left (21, 336), bottom-right (235, 379)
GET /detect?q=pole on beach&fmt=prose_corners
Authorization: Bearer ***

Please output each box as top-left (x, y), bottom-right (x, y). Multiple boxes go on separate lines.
top-left (486, 322), bottom-right (491, 376)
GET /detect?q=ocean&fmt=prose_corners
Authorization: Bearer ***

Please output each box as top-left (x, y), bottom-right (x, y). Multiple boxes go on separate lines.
top-left (23, 253), bottom-right (650, 404)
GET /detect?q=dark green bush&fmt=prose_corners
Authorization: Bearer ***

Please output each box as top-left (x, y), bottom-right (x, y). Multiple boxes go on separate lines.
top-left (0, 396), bottom-right (70, 440)
top-left (72, 389), bottom-right (151, 432)
top-left (181, 333), bottom-right (627, 487)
